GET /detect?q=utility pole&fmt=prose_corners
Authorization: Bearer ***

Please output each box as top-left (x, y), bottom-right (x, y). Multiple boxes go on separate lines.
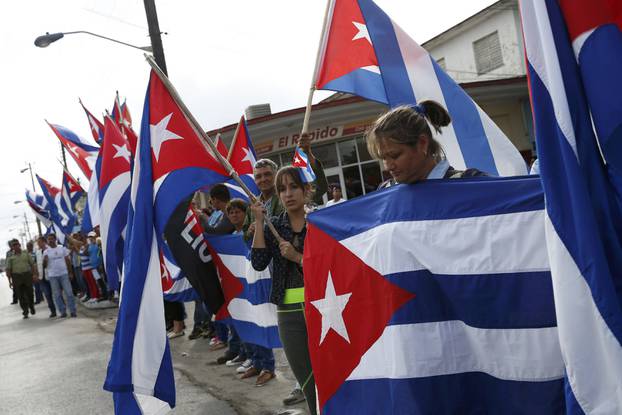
top-left (24, 162), bottom-right (43, 237)
top-left (143, 0), bottom-right (168, 76)
top-left (23, 212), bottom-right (32, 241)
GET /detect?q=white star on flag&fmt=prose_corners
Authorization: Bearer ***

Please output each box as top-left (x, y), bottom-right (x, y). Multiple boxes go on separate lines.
top-left (150, 113), bottom-right (183, 162)
top-left (352, 21), bottom-right (372, 44)
top-left (311, 271), bottom-right (352, 345)
top-left (67, 143), bottom-right (81, 158)
top-left (112, 143), bottom-right (131, 164)
top-left (293, 155), bottom-right (303, 165)
top-left (241, 147), bottom-right (256, 167)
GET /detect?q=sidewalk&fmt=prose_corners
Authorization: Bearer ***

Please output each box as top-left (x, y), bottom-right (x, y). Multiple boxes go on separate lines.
top-left (83, 303), bottom-right (310, 415)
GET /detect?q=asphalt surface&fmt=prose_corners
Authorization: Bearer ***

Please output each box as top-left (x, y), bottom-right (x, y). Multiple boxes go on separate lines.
top-left (0, 272), bottom-right (237, 415)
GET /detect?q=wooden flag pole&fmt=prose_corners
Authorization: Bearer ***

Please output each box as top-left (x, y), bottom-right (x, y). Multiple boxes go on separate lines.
top-left (301, 0), bottom-right (334, 135)
top-left (226, 120), bottom-right (242, 162)
top-left (144, 54), bottom-right (284, 242)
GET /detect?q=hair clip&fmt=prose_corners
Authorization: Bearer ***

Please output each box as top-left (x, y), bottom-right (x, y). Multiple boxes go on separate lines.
top-left (412, 104), bottom-right (426, 116)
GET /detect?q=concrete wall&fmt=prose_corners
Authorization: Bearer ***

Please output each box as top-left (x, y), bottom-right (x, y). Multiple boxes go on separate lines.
top-left (426, 4), bottom-right (525, 83)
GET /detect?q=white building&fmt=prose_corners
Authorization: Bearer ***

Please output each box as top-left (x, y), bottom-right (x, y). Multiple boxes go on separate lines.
top-left (209, 0), bottom-right (534, 202)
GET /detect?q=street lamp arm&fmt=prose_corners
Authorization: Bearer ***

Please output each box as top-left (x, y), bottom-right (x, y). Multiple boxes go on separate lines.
top-left (34, 31), bottom-right (153, 52)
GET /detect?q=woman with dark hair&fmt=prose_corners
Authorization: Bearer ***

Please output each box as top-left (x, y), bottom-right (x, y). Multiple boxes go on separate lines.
top-left (250, 166), bottom-right (317, 415)
top-left (366, 100), bottom-right (486, 187)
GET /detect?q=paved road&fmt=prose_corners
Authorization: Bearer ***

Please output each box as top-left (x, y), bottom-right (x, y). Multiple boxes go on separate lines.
top-left (0, 273), bottom-right (237, 415)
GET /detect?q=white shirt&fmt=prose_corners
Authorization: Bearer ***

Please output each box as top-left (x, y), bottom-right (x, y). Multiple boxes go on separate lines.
top-left (325, 199), bottom-right (345, 208)
top-left (44, 246), bottom-right (71, 278)
top-left (35, 247), bottom-right (46, 278)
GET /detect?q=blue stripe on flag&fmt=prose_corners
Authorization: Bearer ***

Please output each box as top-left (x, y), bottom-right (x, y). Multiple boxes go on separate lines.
top-left (358, 0), bottom-right (416, 106)
top-left (386, 270), bottom-right (556, 329)
top-left (325, 374), bottom-right (565, 414)
top-left (308, 176), bottom-right (543, 241)
top-left (322, 68), bottom-right (388, 104)
top-left (433, 59), bottom-right (499, 175)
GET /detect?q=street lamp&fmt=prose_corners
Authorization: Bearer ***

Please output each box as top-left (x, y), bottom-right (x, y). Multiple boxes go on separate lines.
top-left (34, 31), bottom-right (153, 52)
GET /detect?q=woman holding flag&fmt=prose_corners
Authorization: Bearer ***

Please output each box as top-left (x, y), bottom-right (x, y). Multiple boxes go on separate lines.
top-left (250, 165), bottom-right (319, 415)
top-left (366, 100), bottom-right (486, 185)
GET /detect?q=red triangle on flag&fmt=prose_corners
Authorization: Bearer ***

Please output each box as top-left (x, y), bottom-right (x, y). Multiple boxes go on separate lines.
top-left (304, 223), bottom-right (414, 409)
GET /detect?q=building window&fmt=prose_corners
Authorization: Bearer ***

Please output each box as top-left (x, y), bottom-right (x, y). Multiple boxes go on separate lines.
top-left (436, 57), bottom-right (446, 71)
top-left (473, 31), bottom-right (503, 74)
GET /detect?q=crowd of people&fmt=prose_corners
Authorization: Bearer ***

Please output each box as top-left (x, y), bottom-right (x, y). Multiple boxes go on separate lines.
top-left (5, 100), bottom-right (503, 414)
top-left (4, 228), bottom-right (115, 320)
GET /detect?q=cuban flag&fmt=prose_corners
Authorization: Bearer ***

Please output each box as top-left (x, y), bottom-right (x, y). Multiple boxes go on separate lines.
top-left (80, 99), bottom-right (105, 144)
top-left (558, 1), bottom-right (622, 206)
top-left (25, 189), bottom-right (53, 228)
top-left (104, 69), bottom-right (229, 414)
top-left (225, 116), bottom-right (260, 200)
top-left (121, 99), bottom-right (133, 127)
top-left (81, 150), bottom-right (103, 233)
top-left (214, 133), bottom-right (228, 158)
top-left (304, 177), bottom-right (565, 414)
top-left (292, 146), bottom-right (316, 183)
top-left (98, 116), bottom-right (132, 291)
top-left (36, 175), bottom-right (76, 242)
top-left (521, 1), bottom-right (622, 412)
top-left (206, 234), bottom-right (281, 349)
top-left (61, 170), bottom-right (84, 210)
top-left (313, 0), bottom-right (527, 176)
top-left (46, 121), bottom-right (99, 179)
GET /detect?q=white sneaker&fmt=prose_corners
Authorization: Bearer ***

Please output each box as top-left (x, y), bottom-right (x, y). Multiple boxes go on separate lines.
top-left (236, 359), bottom-right (252, 373)
top-left (167, 331), bottom-right (185, 339)
top-left (225, 355), bottom-right (243, 367)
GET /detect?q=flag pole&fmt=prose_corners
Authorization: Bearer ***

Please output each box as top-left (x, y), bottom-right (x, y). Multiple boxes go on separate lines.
top-left (301, 0), bottom-right (334, 135)
top-left (226, 121), bottom-right (242, 161)
top-left (144, 54), bottom-right (284, 241)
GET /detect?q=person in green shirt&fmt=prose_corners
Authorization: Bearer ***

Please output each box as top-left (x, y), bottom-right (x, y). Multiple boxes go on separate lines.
top-left (6, 239), bottom-right (37, 319)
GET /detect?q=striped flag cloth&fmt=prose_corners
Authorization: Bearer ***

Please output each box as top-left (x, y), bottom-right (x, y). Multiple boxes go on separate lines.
top-left (314, 0), bottom-right (527, 176)
top-left (521, 0), bottom-right (622, 412)
top-left (206, 234), bottom-right (281, 349)
top-left (104, 69), bottom-right (228, 414)
top-left (304, 176), bottom-right (564, 413)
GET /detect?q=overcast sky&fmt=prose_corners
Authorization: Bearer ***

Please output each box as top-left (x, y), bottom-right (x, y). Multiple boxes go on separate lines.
top-left (0, 0), bottom-right (497, 245)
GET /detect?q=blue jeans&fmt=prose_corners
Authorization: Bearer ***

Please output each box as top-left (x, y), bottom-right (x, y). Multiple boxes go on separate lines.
top-left (193, 301), bottom-right (208, 330)
top-left (49, 274), bottom-right (76, 315)
top-left (33, 281), bottom-right (43, 303)
top-left (228, 325), bottom-right (241, 355)
top-left (247, 343), bottom-right (275, 372)
top-left (39, 279), bottom-right (57, 314)
top-left (214, 321), bottom-right (228, 342)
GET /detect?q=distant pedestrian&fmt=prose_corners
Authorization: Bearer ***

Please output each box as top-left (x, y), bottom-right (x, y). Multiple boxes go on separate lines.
top-left (35, 237), bottom-right (57, 318)
top-left (6, 240), bottom-right (18, 305)
top-left (43, 234), bottom-right (77, 318)
top-left (27, 241), bottom-right (43, 304)
top-left (325, 184), bottom-right (345, 208)
top-left (5, 240), bottom-right (37, 319)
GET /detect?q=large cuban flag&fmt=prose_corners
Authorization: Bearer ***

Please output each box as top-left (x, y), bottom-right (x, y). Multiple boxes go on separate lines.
top-left (206, 234), bottom-right (281, 349)
top-left (313, 0), bottom-right (527, 176)
top-left (25, 190), bottom-right (53, 228)
top-left (98, 116), bottom-right (132, 291)
top-left (304, 177), bottom-right (565, 414)
top-left (104, 69), bottom-right (229, 414)
top-left (225, 116), bottom-right (260, 201)
top-left (521, 1), bottom-right (622, 413)
top-left (46, 121), bottom-right (99, 180)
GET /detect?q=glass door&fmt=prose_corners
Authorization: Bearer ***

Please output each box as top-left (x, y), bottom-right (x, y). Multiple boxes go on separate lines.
top-left (323, 167), bottom-right (345, 204)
